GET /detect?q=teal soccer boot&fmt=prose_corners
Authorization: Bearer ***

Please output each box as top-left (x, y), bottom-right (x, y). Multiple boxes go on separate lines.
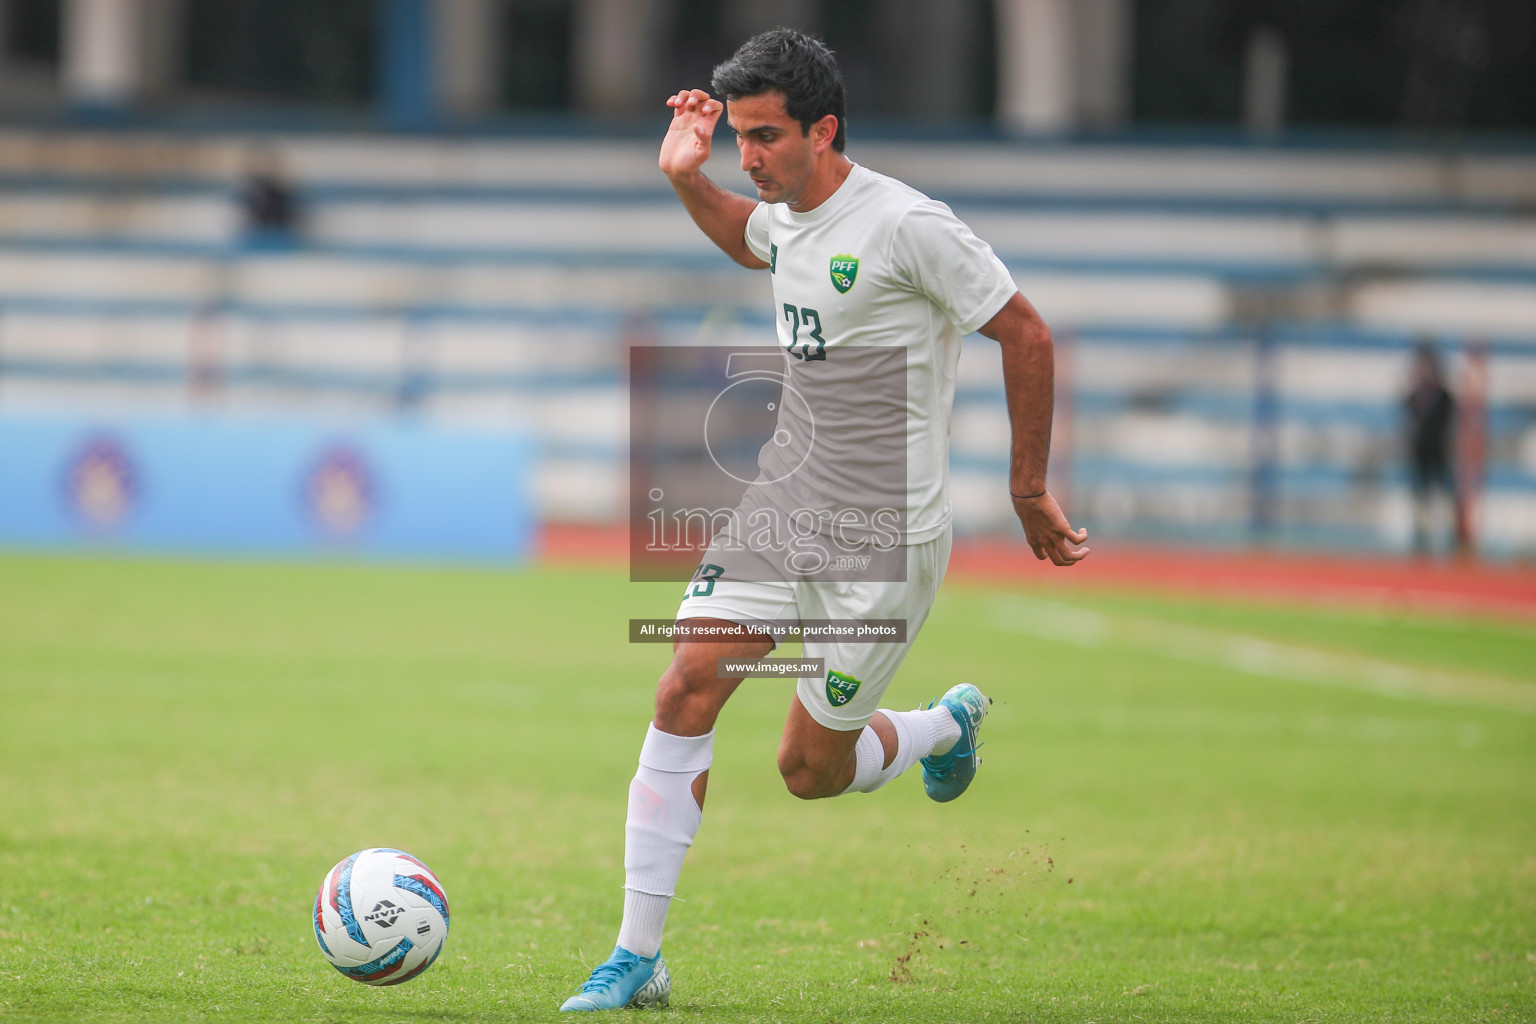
top-left (559, 946), bottom-right (670, 1012)
top-left (920, 683), bottom-right (991, 803)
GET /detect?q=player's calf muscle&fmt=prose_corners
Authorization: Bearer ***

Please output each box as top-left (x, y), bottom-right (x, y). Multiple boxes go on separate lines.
top-left (653, 668), bottom-right (726, 734)
top-left (652, 640), bottom-right (761, 734)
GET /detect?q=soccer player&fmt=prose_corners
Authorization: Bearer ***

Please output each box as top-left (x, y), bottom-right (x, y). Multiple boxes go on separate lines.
top-left (559, 28), bottom-right (1088, 1012)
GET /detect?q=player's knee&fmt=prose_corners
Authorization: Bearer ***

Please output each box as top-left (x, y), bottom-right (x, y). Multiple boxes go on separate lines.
top-left (779, 763), bottom-right (826, 800)
top-left (777, 751), bottom-right (839, 801)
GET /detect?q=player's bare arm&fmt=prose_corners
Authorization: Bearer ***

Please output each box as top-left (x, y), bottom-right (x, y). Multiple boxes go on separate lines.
top-left (980, 292), bottom-right (1090, 566)
top-left (659, 89), bottom-right (768, 269)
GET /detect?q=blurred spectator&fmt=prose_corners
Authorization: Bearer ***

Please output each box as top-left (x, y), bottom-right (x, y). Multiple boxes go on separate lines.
top-left (240, 146), bottom-right (302, 248)
top-left (1404, 340), bottom-right (1456, 555)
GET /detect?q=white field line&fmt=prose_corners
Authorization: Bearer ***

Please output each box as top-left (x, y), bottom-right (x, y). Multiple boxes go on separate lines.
top-left (990, 594), bottom-right (1536, 714)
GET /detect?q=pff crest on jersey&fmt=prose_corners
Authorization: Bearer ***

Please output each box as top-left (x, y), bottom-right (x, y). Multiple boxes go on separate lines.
top-left (830, 254), bottom-right (859, 293)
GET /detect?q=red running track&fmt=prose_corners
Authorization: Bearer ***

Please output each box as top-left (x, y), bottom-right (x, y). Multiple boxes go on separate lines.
top-left (538, 523), bottom-right (1536, 622)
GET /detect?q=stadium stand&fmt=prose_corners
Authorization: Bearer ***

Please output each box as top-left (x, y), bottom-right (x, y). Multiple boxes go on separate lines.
top-left (1, 130), bottom-right (1533, 555)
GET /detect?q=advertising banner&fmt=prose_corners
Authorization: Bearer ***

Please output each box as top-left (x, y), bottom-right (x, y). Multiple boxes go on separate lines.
top-left (0, 413), bottom-right (533, 562)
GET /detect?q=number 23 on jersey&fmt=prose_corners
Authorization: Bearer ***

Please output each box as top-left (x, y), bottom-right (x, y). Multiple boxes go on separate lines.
top-left (782, 304), bottom-right (825, 361)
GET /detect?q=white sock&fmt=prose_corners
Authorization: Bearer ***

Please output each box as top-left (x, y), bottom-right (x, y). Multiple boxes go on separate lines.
top-left (899, 705), bottom-right (963, 756)
top-left (839, 726), bottom-right (885, 794)
top-left (839, 706), bottom-right (959, 795)
top-left (616, 724), bottom-right (713, 959)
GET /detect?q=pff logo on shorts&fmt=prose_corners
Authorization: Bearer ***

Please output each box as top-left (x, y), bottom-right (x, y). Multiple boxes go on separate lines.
top-left (825, 669), bottom-right (863, 707)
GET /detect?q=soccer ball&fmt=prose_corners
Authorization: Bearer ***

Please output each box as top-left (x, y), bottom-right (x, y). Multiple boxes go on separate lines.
top-left (313, 848), bottom-right (450, 985)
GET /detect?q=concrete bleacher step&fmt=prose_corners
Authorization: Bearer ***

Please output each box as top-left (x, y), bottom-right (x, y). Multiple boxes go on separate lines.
top-left (0, 192), bottom-right (232, 243)
top-left (0, 244), bottom-right (1234, 330)
top-left (3, 184), bottom-right (1534, 278)
top-left (0, 250), bottom-right (216, 301)
top-left (4, 249), bottom-right (1535, 337)
top-left (4, 131), bottom-right (1535, 207)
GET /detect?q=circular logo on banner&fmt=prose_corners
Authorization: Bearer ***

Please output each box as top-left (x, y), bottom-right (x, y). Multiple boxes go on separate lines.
top-left (64, 435), bottom-right (139, 530)
top-left (303, 445), bottom-right (376, 538)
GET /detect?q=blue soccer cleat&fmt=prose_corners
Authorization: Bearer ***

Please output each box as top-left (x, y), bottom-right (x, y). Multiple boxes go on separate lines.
top-left (559, 945), bottom-right (671, 1012)
top-left (921, 683), bottom-right (991, 803)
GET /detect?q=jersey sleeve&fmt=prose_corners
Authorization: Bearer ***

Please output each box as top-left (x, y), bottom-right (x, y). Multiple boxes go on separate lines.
top-left (890, 200), bottom-right (1018, 334)
top-left (743, 201), bottom-right (772, 263)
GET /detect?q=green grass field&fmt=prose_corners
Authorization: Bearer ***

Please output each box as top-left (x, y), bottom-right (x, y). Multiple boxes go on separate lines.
top-left (1, 553), bottom-right (1533, 1023)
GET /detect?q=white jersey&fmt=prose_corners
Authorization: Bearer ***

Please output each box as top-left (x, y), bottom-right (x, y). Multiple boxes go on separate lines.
top-left (742, 162), bottom-right (1017, 544)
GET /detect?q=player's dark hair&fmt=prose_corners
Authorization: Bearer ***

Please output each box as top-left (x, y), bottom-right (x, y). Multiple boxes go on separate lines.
top-left (711, 28), bottom-right (847, 152)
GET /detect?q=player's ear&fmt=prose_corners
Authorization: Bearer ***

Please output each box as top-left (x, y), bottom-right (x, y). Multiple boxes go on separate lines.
top-left (809, 114), bottom-right (838, 154)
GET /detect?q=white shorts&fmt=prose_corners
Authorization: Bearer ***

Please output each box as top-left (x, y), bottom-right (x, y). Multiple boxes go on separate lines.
top-left (674, 527), bottom-right (952, 732)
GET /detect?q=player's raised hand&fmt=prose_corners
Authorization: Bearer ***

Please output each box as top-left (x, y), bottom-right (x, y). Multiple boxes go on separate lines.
top-left (1011, 491), bottom-right (1090, 566)
top-left (660, 89), bottom-right (724, 180)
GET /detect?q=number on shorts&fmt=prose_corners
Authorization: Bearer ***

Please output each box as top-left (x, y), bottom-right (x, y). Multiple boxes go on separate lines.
top-left (690, 563), bottom-right (725, 597)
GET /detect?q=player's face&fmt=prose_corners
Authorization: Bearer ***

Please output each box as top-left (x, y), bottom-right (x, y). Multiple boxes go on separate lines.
top-left (728, 91), bottom-right (816, 207)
